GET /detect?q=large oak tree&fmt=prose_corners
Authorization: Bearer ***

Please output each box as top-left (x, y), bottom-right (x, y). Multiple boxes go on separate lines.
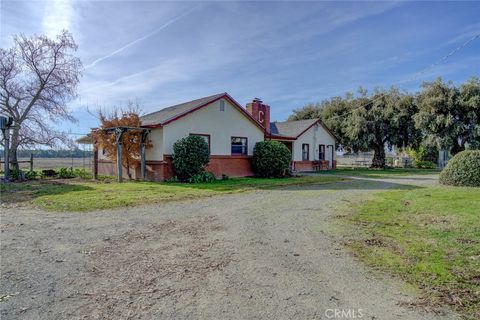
top-left (0, 30), bottom-right (82, 169)
top-left (415, 77), bottom-right (480, 154)
top-left (289, 88), bottom-right (420, 168)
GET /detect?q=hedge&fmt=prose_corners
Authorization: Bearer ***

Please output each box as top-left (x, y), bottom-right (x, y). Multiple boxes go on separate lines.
top-left (439, 150), bottom-right (480, 187)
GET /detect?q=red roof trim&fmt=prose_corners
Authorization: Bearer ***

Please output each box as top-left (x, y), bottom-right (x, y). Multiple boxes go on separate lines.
top-left (268, 134), bottom-right (297, 141)
top-left (143, 93), bottom-right (265, 132)
top-left (295, 119), bottom-right (338, 142)
top-left (267, 119), bottom-right (338, 142)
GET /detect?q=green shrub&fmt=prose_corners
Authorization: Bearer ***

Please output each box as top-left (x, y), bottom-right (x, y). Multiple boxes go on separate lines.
top-left (439, 150), bottom-right (480, 187)
top-left (165, 176), bottom-right (179, 183)
top-left (72, 168), bottom-right (90, 179)
top-left (413, 160), bottom-right (436, 169)
top-left (406, 145), bottom-right (438, 164)
top-left (9, 168), bottom-right (22, 181)
top-left (172, 135), bottom-right (210, 181)
top-left (25, 170), bottom-right (38, 180)
top-left (57, 167), bottom-right (75, 179)
top-left (188, 171), bottom-right (216, 183)
top-left (252, 141), bottom-right (291, 178)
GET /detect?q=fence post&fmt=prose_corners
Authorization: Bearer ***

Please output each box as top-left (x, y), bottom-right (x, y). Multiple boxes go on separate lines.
top-left (30, 153), bottom-right (33, 173)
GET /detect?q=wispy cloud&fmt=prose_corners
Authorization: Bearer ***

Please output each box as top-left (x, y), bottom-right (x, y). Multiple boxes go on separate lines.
top-left (84, 5), bottom-right (200, 69)
top-left (42, 0), bottom-right (74, 37)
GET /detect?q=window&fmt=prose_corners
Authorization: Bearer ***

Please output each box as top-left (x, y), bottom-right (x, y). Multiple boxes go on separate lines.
top-left (189, 134), bottom-right (211, 152)
top-left (302, 144), bottom-right (309, 161)
top-left (231, 137), bottom-right (248, 155)
top-left (219, 100), bottom-right (225, 112)
top-left (319, 144), bottom-right (325, 160)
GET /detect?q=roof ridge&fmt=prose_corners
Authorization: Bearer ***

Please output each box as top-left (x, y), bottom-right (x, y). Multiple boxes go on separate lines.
top-left (141, 92), bottom-right (225, 119)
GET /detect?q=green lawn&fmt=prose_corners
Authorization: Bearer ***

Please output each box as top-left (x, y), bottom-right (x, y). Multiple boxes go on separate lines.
top-left (343, 185), bottom-right (480, 319)
top-left (0, 175), bottom-right (344, 212)
top-left (325, 167), bottom-right (440, 178)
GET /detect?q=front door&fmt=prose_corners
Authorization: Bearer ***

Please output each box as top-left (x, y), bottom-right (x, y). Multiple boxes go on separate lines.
top-left (327, 145), bottom-right (334, 168)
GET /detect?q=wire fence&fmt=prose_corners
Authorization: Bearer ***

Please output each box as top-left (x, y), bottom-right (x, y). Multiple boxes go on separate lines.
top-left (1, 140), bottom-right (93, 172)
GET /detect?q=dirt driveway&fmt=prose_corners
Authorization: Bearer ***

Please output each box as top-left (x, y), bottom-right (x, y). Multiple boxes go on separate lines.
top-left (1, 175), bottom-right (459, 319)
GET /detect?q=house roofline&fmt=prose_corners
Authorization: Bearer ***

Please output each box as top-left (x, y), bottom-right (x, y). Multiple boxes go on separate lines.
top-left (267, 119), bottom-right (338, 142)
top-left (141, 93), bottom-right (266, 132)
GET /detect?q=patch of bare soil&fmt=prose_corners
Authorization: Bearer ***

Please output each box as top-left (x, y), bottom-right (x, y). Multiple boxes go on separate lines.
top-left (60, 216), bottom-right (232, 320)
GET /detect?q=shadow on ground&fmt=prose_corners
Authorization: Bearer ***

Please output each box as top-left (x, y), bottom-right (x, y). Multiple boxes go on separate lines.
top-left (280, 178), bottom-right (421, 191)
top-left (0, 180), bottom-right (93, 205)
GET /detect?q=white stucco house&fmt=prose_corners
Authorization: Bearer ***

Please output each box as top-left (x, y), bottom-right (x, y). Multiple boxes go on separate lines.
top-left (96, 93), bottom-right (337, 180)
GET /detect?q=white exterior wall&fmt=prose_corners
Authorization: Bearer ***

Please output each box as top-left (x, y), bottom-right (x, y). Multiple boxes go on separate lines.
top-left (145, 127), bottom-right (164, 161)
top-left (292, 123), bottom-right (336, 163)
top-left (162, 99), bottom-right (265, 156)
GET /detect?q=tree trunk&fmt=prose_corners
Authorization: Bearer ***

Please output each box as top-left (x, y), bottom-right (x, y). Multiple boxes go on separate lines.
top-left (125, 157), bottom-right (132, 180)
top-left (8, 126), bottom-right (20, 170)
top-left (371, 145), bottom-right (386, 168)
top-left (450, 141), bottom-right (465, 155)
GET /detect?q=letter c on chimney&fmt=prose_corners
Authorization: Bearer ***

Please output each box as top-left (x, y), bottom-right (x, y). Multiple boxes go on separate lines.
top-left (258, 110), bottom-right (264, 123)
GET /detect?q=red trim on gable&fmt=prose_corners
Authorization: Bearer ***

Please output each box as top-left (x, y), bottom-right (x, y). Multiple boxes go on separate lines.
top-left (295, 119), bottom-right (338, 142)
top-left (267, 119), bottom-right (338, 142)
top-left (144, 93), bottom-right (266, 132)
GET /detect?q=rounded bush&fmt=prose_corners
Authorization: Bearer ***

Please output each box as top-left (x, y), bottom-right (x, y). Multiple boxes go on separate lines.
top-left (172, 135), bottom-right (210, 181)
top-left (439, 150), bottom-right (480, 187)
top-left (252, 141), bottom-right (291, 178)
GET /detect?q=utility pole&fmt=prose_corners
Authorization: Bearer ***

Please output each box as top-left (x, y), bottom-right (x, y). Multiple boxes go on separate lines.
top-left (0, 116), bottom-right (13, 182)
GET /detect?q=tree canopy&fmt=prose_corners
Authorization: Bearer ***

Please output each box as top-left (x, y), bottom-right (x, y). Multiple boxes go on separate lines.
top-left (415, 77), bottom-right (480, 154)
top-left (288, 77), bottom-right (479, 167)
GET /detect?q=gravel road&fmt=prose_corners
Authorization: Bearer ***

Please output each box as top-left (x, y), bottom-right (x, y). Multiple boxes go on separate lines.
top-left (0, 175), bottom-right (459, 319)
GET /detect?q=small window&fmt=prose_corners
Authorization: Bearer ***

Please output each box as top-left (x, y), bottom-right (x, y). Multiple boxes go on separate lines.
top-left (302, 144), bottom-right (309, 161)
top-left (231, 137), bottom-right (248, 155)
top-left (189, 134), bottom-right (211, 152)
top-left (319, 144), bottom-right (325, 160)
top-left (219, 100), bottom-right (225, 112)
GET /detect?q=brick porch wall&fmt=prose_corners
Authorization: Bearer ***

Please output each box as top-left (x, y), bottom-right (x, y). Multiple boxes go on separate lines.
top-left (97, 156), bottom-right (254, 181)
top-left (292, 160), bottom-right (332, 172)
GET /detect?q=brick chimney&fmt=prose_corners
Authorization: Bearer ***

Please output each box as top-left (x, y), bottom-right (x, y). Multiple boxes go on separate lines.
top-left (246, 98), bottom-right (270, 133)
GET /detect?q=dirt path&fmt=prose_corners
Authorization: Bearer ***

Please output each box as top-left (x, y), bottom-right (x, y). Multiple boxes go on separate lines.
top-left (0, 175), bottom-right (459, 319)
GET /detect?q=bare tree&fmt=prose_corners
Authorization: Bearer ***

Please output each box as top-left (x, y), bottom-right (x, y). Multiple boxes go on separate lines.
top-left (0, 30), bottom-right (82, 169)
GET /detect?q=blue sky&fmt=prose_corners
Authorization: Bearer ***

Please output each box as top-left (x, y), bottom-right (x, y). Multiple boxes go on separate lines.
top-left (1, 1), bottom-right (479, 136)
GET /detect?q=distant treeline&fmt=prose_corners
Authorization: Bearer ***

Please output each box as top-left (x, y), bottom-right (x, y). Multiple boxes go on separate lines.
top-left (0, 148), bottom-right (93, 158)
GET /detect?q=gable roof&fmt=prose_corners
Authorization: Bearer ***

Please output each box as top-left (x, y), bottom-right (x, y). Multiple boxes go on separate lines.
top-left (269, 118), bottom-right (338, 141)
top-left (141, 93), bottom-right (225, 126)
top-left (270, 119), bottom-right (318, 138)
top-left (140, 92), bottom-right (265, 131)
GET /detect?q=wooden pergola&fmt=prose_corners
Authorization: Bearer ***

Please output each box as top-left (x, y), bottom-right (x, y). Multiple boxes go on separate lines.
top-left (97, 126), bottom-right (151, 183)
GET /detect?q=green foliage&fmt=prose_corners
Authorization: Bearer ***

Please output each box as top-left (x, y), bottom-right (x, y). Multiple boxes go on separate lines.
top-left (72, 168), bottom-right (90, 179)
top-left (252, 141), bottom-right (291, 177)
top-left (415, 77), bottom-right (480, 154)
top-left (172, 135), bottom-right (210, 181)
top-left (24, 170), bottom-right (38, 180)
top-left (406, 144), bottom-right (438, 164)
top-left (57, 167), bottom-right (75, 179)
top-left (9, 168), bottom-right (22, 180)
top-left (165, 176), bottom-right (179, 183)
top-left (187, 171), bottom-right (216, 183)
top-left (413, 160), bottom-right (436, 169)
top-left (439, 150), bottom-right (480, 187)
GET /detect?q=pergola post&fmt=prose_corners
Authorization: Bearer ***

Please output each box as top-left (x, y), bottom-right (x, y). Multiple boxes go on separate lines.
top-left (115, 128), bottom-right (125, 183)
top-left (140, 130), bottom-right (149, 181)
